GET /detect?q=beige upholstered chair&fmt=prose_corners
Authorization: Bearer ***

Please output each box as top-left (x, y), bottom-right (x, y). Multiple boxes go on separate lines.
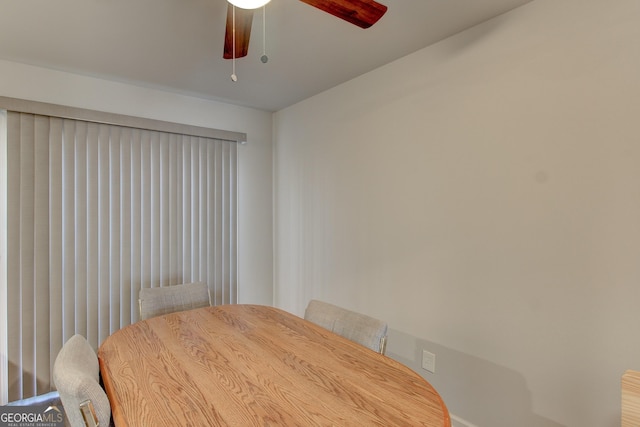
top-left (53, 334), bottom-right (111, 427)
top-left (138, 282), bottom-right (211, 321)
top-left (304, 299), bottom-right (388, 354)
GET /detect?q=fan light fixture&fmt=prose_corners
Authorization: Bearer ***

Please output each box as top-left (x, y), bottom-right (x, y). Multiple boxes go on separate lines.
top-left (228, 0), bottom-right (271, 9)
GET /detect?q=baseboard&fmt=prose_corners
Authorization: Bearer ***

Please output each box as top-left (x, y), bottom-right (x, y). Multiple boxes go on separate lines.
top-left (451, 413), bottom-right (480, 427)
top-left (4, 391), bottom-right (60, 407)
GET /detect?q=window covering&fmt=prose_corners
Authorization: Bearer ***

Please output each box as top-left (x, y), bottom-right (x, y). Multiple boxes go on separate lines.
top-left (1, 110), bottom-right (238, 402)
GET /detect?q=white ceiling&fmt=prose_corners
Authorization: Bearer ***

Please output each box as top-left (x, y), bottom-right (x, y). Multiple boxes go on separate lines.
top-left (0, 0), bottom-right (534, 112)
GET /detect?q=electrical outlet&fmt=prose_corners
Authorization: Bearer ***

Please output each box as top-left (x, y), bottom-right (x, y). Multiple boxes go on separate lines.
top-left (422, 350), bottom-right (436, 373)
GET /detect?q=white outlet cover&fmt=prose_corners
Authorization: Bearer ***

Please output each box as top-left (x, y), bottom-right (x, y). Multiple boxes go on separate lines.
top-left (422, 350), bottom-right (436, 373)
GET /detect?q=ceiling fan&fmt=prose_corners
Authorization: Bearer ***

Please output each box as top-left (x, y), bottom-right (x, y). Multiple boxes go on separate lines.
top-left (223, 0), bottom-right (388, 60)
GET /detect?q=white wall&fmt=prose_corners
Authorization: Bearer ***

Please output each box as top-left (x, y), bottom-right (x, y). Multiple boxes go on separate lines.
top-left (0, 59), bottom-right (274, 306)
top-left (273, 0), bottom-right (640, 425)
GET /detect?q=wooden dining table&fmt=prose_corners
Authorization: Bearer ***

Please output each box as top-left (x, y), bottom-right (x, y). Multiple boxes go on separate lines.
top-left (98, 304), bottom-right (450, 426)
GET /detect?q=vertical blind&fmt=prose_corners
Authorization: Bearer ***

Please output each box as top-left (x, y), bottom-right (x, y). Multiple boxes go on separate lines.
top-left (3, 111), bottom-right (238, 402)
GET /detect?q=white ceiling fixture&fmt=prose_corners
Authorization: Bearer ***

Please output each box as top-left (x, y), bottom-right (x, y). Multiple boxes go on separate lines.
top-left (228, 0), bottom-right (272, 10)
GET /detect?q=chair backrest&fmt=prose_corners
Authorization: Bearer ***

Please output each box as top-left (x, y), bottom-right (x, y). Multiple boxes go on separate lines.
top-left (138, 282), bottom-right (211, 321)
top-left (53, 334), bottom-right (111, 427)
top-left (304, 300), bottom-right (388, 354)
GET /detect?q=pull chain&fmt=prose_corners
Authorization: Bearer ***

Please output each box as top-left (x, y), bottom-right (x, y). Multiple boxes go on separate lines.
top-left (261, 5), bottom-right (268, 63)
top-left (231, 5), bottom-right (238, 82)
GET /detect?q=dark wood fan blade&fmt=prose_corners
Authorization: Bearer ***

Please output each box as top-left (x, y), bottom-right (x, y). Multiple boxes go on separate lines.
top-left (299, 0), bottom-right (387, 29)
top-left (223, 4), bottom-right (254, 59)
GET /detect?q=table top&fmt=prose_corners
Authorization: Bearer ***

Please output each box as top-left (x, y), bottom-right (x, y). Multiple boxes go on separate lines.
top-left (98, 304), bottom-right (450, 426)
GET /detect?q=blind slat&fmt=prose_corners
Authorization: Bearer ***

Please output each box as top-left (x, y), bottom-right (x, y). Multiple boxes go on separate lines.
top-left (119, 129), bottom-right (133, 326)
top-left (19, 114), bottom-right (36, 398)
top-left (33, 115), bottom-right (50, 395)
top-left (47, 118), bottom-right (64, 381)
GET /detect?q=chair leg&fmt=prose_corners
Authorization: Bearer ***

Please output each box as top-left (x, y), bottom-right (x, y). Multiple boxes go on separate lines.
top-left (80, 400), bottom-right (99, 427)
